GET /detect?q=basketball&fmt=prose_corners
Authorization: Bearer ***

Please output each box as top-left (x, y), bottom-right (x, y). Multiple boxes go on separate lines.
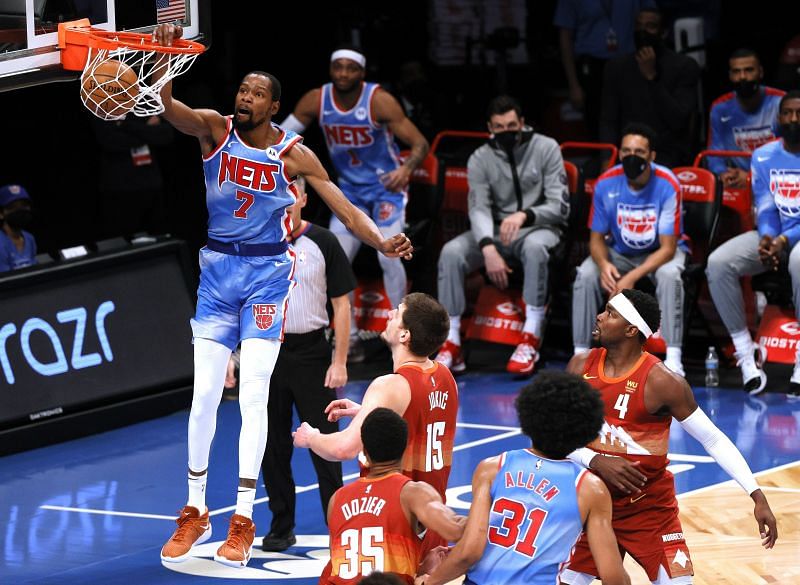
top-left (80, 59), bottom-right (140, 118)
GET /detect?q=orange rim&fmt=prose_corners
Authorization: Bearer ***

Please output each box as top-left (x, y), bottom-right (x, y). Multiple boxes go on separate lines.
top-left (59, 21), bottom-right (205, 55)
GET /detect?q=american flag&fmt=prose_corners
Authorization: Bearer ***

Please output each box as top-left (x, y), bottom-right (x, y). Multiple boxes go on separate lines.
top-left (156, 0), bottom-right (186, 23)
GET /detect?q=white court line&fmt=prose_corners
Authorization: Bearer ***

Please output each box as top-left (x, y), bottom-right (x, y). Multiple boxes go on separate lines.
top-left (677, 459), bottom-right (800, 499)
top-left (42, 421), bottom-right (523, 520)
top-left (38, 506), bottom-right (175, 520)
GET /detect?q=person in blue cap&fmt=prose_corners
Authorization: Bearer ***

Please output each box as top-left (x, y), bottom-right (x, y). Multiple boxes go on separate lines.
top-left (0, 184), bottom-right (37, 273)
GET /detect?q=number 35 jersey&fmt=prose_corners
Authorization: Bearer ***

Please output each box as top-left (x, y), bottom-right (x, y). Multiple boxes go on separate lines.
top-left (396, 361), bottom-right (459, 501)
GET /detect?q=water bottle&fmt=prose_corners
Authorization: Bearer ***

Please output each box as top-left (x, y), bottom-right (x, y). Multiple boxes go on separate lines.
top-left (705, 346), bottom-right (720, 387)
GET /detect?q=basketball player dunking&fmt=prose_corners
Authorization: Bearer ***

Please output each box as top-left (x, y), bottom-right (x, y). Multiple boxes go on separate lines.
top-left (560, 289), bottom-right (778, 585)
top-left (151, 23), bottom-right (412, 569)
top-left (293, 293), bottom-right (458, 560)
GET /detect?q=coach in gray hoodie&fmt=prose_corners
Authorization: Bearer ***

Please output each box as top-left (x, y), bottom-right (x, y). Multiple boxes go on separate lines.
top-left (435, 95), bottom-right (569, 375)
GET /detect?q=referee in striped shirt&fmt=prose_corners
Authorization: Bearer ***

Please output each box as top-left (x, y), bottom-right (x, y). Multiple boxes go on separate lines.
top-left (260, 176), bottom-right (357, 551)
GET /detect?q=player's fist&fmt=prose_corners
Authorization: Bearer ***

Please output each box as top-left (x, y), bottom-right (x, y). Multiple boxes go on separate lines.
top-left (152, 22), bottom-right (183, 46)
top-left (381, 232), bottom-right (413, 260)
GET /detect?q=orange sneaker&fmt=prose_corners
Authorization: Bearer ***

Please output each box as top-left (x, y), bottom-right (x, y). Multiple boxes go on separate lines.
top-left (160, 506), bottom-right (212, 563)
top-left (506, 333), bottom-right (540, 375)
top-left (435, 340), bottom-right (465, 373)
top-left (214, 514), bottom-right (256, 568)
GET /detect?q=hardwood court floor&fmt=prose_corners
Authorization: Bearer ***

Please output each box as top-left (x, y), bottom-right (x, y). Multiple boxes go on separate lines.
top-left (1, 371), bottom-right (798, 584)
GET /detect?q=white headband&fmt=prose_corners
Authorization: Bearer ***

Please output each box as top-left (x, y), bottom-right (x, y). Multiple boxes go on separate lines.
top-left (608, 293), bottom-right (653, 339)
top-left (330, 49), bottom-right (366, 68)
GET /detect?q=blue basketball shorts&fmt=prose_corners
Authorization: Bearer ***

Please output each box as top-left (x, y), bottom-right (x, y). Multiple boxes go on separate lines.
top-left (190, 247), bottom-right (296, 349)
top-left (339, 181), bottom-right (406, 227)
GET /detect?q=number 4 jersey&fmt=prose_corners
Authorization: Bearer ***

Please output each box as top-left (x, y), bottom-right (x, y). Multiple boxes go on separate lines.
top-left (465, 450), bottom-right (589, 585)
top-left (325, 473), bottom-right (419, 585)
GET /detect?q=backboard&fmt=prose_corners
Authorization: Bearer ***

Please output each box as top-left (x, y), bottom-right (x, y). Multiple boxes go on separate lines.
top-left (0, 0), bottom-right (210, 91)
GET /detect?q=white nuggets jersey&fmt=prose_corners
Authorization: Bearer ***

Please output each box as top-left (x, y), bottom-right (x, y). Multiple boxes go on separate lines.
top-left (319, 82), bottom-right (401, 187)
top-left (203, 117), bottom-right (301, 244)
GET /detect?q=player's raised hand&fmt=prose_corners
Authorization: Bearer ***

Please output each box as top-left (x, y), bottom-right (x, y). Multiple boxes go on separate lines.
top-left (381, 232), bottom-right (413, 260)
top-left (152, 22), bottom-right (183, 46)
top-left (325, 398), bottom-right (361, 422)
top-left (590, 455), bottom-right (647, 494)
top-left (752, 491), bottom-right (778, 549)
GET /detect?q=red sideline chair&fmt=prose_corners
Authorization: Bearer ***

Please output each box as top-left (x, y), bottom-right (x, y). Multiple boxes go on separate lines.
top-left (560, 141), bottom-right (619, 195)
top-left (693, 149), bottom-right (753, 233)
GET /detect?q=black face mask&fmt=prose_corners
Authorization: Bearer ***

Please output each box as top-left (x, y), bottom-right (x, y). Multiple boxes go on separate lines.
top-left (4, 209), bottom-right (33, 230)
top-left (634, 30), bottom-right (662, 52)
top-left (779, 122), bottom-right (800, 145)
top-left (492, 130), bottom-right (520, 153)
top-left (622, 155), bottom-right (649, 180)
top-left (734, 80), bottom-right (760, 100)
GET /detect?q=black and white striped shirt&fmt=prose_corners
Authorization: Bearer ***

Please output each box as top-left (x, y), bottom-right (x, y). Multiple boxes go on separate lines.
top-left (285, 222), bottom-right (356, 334)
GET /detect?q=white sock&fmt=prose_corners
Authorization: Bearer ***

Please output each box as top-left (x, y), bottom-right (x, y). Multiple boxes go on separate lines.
top-left (574, 345), bottom-right (588, 356)
top-left (448, 316), bottom-right (461, 346)
top-left (666, 346), bottom-right (682, 365)
top-left (235, 486), bottom-right (256, 518)
top-left (730, 329), bottom-right (754, 357)
top-left (187, 471), bottom-right (207, 512)
top-left (523, 305), bottom-right (546, 337)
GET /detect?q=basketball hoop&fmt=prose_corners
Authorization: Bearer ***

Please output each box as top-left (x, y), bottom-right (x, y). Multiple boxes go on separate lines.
top-left (58, 19), bottom-right (205, 121)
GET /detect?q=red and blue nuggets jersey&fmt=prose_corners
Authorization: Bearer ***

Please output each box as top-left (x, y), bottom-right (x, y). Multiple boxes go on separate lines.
top-left (589, 163), bottom-right (687, 256)
top-left (465, 450), bottom-right (588, 585)
top-left (706, 87), bottom-right (785, 174)
top-left (319, 82), bottom-right (402, 189)
top-left (752, 139), bottom-right (800, 248)
top-left (324, 473), bottom-right (420, 585)
top-left (202, 117), bottom-right (301, 244)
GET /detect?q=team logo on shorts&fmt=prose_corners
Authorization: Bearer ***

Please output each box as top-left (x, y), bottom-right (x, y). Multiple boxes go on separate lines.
top-left (616, 203), bottom-right (657, 249)
top-left (378, 201), bottom-right (396, 222)
top-left (770, 168), bottom-right (800, 217)
top-left (253, 304), bottom-right (277, 330)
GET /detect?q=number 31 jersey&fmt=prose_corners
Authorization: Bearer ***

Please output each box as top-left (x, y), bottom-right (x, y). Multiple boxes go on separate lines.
top-left (466, 450), bottom-right (588, 585)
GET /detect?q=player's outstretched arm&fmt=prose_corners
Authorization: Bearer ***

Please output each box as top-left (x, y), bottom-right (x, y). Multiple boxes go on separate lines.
top-left (293, 373), bottom-right (410, 461)
top-left (151, 23), bottom-right (225, 143)
top-left (284, 143), bottom-right (413, 259)
top-left (280, 88), bottom-right (320, 133)
top-left (421, 457), bottom-right (498, 585)
top-left (580, 473), bottom-right (630, 585)
top-left (652, 366), bottom-right (779, 548)
top-left (371, 89), bottom-right (429, 192)
top-left (402, 481), bottom-right (465, 543)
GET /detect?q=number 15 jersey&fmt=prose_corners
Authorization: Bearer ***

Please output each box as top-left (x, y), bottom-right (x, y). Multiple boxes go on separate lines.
top-left (396, 362), bottom-right (459, 501)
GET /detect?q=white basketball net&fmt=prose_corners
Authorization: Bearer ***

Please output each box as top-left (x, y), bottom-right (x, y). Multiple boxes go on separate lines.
top-left (80, 44), bottom-right (199, 121)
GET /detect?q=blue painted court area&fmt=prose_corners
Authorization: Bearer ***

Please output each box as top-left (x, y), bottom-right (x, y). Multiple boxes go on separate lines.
top-left (1, 370), bottom-right (798, 584)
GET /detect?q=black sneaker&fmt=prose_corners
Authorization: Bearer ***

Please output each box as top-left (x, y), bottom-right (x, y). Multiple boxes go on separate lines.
top-left (261, 531), bottom-right (296, 552)
top-left (788, 380), bottom-right (800, 401)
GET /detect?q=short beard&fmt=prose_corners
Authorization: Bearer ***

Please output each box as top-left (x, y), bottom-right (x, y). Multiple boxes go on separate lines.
top-left (233, 115), bottom-right (255, 131)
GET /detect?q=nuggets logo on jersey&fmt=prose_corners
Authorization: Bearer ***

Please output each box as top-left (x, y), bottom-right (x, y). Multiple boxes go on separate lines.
top-left (616, 203), bottom-right (658, 249)
top-left (733, 125), bottom-right (774, 152)
top-left (769, 168), bottom-right (800, 217)
top-left (253, 304), bottom-right (277, 330)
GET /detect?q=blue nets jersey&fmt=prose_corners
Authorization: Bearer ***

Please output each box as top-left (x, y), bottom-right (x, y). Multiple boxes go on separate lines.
top-left (465, 450), bottom-right (588, 585)
top-left (589, 163), bottom-right (687, 255)
top-left (707, 88), bottom-right (785, 174)
top-left (752, 139), bottom-right (800, 247)
top-left (202, 117), bottom-right (301, 244)
top-left (318, 82), bottom-right (401, 187)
